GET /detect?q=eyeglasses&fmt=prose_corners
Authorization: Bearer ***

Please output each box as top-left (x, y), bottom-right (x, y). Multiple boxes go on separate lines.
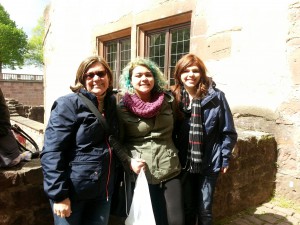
top-left (84, 70), bottom-right (107, 79)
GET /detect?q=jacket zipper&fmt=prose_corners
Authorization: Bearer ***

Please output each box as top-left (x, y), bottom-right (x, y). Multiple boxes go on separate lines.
top-left (106, 138), bottom-right (112, 201)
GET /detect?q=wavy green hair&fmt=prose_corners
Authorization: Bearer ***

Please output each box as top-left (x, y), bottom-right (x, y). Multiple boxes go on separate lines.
top-left (119, 58), bottom-right (167, 94)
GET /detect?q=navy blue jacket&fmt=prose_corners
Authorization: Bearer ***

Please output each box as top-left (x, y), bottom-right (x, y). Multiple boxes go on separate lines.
top-left (174, 85), bottom-right (237, 174)
top-left (41, 89), bottom-right (119, 202)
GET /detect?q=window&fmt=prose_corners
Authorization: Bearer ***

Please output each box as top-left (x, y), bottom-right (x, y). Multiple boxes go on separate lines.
top-left (146, 24), bottom-right (190, 86)
top-left (104, 37), bottom-right (131, 88)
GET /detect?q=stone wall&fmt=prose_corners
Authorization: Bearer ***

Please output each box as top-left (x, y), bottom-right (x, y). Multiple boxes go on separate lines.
top-left (233, 109), bottom-right (300, 203)
top-left (0, 160), bottom-right (52, 225)
top-left (15, 105), bottom-right (44, 124)
top-left (6, 98), bottom-right (44, 124)
top-left (0, 80), bottom-right (43, 106)
top-left (0, 129), bottom-right (277, 224)
top-left (213, 130), bottom-right (277, 219)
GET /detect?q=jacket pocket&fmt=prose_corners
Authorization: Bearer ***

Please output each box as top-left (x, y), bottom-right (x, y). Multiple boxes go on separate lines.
top-left (126, 116), bottom-right (141, 123)
top-left (153, 149), bottom-right (181, 182)
top-left (69, 161), bottom-right (103, 200)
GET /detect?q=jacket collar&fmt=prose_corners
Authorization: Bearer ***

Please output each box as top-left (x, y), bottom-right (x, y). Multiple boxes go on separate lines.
top-left (79, 88), bottom-right (98, 106)
top-left (164, 91), bottom-right (174, 103)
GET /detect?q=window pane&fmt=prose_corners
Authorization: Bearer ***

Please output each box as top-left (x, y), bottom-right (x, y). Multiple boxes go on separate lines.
top-left (106, 42), bottom-right (118, 78)
top-left (170, 27), bottom-right (190, 85)
top-left (148, 33), bottom-right (166, 73)
top-left (120, 39), bottom-right (131, 75)
top-left (105, 38), bottom-right (131, 88)
top-left (178, 31), bottom-right (183, 41)
top-left (146, 25), bottom-right (190, 86)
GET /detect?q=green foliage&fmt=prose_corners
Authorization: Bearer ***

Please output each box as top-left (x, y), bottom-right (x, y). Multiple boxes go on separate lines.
top-left (0, 4), bottom-right (15, 26)
top-left (0, 4), bottom-right (28, 71)
top-left (25, 16), bottom-right (44, 67)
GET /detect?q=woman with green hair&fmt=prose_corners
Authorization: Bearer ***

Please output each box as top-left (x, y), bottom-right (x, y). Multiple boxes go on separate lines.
top-left (116, 58), bottom-right (184, 225)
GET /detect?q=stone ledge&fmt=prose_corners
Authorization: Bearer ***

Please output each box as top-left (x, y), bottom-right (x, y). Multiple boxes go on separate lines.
top-left (236, 129), bottom-right (272, 139)
top-left (10, 117), bottom-right (44, 151)
top-left (10, 116), bottom-right (44, 132)
top-left (0, 159), bottom-right (42, 187)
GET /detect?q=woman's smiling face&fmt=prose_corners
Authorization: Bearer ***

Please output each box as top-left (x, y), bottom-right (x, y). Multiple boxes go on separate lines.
top-left (180, 65), bottom-right (201, 89)
top-left (131, 65), bottom-right (154, 101)
top-left (84, 62), bottom-right (109, 98)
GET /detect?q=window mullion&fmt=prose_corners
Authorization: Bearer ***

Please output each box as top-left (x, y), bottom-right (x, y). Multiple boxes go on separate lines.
top-left (116, 41), bottom-right (121, 83)
top-left (165, 29), bottom-right (171, 85)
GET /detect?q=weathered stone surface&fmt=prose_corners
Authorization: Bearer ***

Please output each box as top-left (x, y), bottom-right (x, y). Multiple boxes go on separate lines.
top-left (0, 160), bottom-right (52, 225)
top-left (233, 106), bottom-right (300, 204)
top-left (213, 131), bottom-right (277, 219)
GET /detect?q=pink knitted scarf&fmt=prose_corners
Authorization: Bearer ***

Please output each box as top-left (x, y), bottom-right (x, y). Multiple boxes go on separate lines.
top-left (123, 92), bottom-right (165, 118)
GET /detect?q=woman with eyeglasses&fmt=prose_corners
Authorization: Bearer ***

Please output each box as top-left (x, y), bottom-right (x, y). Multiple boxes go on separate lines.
top-left (116, 58), bottom-right (184, 225)
top-left (41, 56), bottom-right (119, 225)
top-left (172, 53), bottom-right (237, 225)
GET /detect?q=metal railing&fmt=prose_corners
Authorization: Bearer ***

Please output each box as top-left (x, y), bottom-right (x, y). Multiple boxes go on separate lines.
top-left (0, 73), bottom-right (43, 81)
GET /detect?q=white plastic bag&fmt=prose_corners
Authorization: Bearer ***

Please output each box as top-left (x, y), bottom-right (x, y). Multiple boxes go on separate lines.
top-left (125, 169), bottom-right (156, 225)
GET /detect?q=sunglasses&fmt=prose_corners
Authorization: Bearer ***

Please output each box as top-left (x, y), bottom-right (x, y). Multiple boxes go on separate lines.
top-left (84, 70), bottom-right (107, 79)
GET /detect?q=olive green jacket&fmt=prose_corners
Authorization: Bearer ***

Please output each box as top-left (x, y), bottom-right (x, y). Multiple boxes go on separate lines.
top-left (117, 92), bottom-right (181, 184)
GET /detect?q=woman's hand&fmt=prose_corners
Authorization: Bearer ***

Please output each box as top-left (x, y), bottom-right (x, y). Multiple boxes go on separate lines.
top-left (130, 158), bottom-right (146, 174)
top-left (53, 198), bottom-right (72, 218)
top-left (221, 167), bottom-right (229, 174)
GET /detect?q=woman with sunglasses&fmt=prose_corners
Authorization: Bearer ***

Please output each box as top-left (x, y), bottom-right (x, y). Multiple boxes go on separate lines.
top-left (41, 56), bottom-right (119, 225)
top-left (172, 53), bottom-right (237, 225)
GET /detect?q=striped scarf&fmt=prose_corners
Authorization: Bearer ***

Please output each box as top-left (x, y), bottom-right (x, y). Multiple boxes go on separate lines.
top-left (181, 87), bottom-right (203, 173)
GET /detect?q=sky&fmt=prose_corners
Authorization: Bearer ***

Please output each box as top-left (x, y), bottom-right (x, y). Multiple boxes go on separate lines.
top-left (0, 0), bottom-right (51, 74)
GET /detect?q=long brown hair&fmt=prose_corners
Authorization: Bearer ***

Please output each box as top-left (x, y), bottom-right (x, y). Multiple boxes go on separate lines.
top-left (172, 53), bottom-right (210, 101)
top-left (70, 56), bottom-right (114, 93)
